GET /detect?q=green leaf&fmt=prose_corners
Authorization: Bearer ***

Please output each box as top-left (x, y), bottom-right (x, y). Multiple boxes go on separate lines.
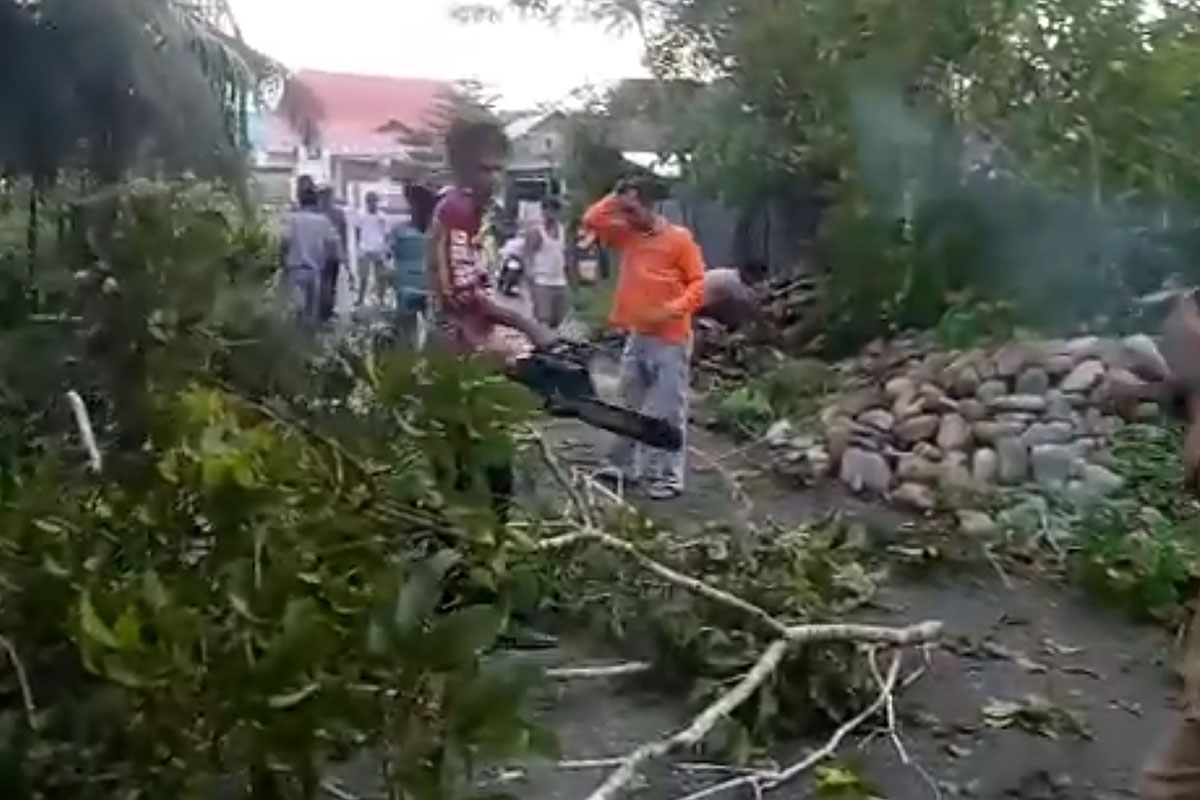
top-left (395, 550), bottom-right (460, 633)
top-left (427, 605), bottom-right (504, 670)
top-left (78, 593), bottom-right (121, 650)
top-left (142, 571), bottom-right (169, 612)
top-left (113, 607), bottom-right (143, 650)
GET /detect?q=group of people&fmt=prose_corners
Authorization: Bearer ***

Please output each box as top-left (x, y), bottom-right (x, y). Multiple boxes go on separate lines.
top-left (279, 117), bottom-right (768, 502)
top-left (273, 115), bottom-right (1200, 790)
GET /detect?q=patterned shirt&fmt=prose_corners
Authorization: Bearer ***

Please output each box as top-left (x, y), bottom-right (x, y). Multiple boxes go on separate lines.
top-left (432, 187), bottom-right (494, 351)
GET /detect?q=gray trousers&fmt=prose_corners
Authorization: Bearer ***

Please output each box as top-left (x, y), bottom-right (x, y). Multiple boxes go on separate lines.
top-left (608, 333), bottom-right (690, 490)
top-left (282, 266), bottom-right (319, 327)
top-left (531, 283), bottom-right (569, 329)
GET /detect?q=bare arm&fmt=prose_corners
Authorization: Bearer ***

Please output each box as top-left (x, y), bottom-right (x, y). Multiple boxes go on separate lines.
top-left (582, 194), bottom-right (633, 248)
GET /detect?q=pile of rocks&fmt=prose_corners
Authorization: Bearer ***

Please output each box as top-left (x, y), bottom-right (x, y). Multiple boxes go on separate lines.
top-left (772, 334), bottom-right (1172, 513)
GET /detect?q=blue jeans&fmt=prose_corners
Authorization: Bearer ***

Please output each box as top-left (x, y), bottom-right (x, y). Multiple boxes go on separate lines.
top-left (608, 333), bottom-right (690, 490)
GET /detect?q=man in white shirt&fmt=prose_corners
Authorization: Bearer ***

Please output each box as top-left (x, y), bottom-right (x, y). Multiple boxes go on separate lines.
top-left (520, 196), bottom-right (570, 329)
top-left (355, 191), bottom-right (394, 307)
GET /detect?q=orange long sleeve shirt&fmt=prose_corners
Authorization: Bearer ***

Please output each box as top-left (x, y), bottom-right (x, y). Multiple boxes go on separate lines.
top-left (582, 194), bottom-right (707, 344)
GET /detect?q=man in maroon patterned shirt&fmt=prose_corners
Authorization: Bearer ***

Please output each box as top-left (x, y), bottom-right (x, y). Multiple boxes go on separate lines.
top-left (426, 118), bottom-right (554, 355)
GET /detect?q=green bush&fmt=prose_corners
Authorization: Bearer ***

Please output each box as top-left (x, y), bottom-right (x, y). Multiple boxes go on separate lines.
top-left (0, 180), bottom-right (553, 798)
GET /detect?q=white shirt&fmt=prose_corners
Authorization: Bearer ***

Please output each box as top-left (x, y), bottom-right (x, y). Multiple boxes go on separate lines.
top-left (526, 223), bottom-right (567, 287)
top-left (357, 210), bottom-right (391, 255)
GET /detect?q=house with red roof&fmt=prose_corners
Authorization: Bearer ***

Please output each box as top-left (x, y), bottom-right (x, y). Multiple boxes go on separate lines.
top-left (251, 69), bottom-right (454, 209)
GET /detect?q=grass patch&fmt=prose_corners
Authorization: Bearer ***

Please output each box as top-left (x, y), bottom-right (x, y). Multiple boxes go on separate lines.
top-left (710, 358), bottom-right (838, 439)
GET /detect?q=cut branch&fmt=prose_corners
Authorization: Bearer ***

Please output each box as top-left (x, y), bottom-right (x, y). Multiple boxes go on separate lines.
top-left (547, 662), bottom-right (653, 680)
top-left (66, 390), bottom-right (102, 473)
top-left (584, 639), bottom-right (791, 800)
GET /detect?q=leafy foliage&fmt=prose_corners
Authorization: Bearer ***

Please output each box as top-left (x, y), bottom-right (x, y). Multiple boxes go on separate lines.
top-left (538, 514), bottom-right (881, 761)
top-left (0, 0), bottom-right (281, 183)
top-left (1069, 424), bottom-right (1200, 626)
top-left (460, 0), bottom-right (1200, 347)
top-left (0, 179), bottom-right (556, 798)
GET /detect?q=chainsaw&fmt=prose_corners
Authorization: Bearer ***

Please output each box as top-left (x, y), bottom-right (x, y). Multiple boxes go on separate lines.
top-left (506, 340), bottom-right (684, 451)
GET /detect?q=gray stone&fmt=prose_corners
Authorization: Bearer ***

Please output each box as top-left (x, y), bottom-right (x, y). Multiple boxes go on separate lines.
top-left (1065, 336), bottom-right (1103, 361)
top-left (995, 342), bottom-right (1041, 378)
top-left (914, 442), bottom-right (944, 462)
top-left (951, 367), bottom-right (982, 398)
top-left (893, 482), bottom-right (937, 512)
top-left (990, 394), bottom-right (1049, 413)
top-left (839, 388), bottom-right (887, 417)
top-left (1061, 359), bottom-right (1106, 393)
top-left (1044, 390), bottom-right (1074, 421)
top-left (973, 420), bottom-right (1027, 444)
top-left (996, 437), bottom-right (1030, 485)
top-left (976, 379), bottom-right (1009, 404)
top-left (885, 375), bottom-right (917, 400)
top-left (1014, 367), bottom-right (1051, 396)
top-left (1122, 333), bottom-right (1170, 382)
top-left (958, 510), bottom-right (999, 536)
top-left (1031, 444), bottom-right (1074, 488)
top-left (1021, 421), bottom-right (1076, 448)
top-left (1045, 354), bottom-right (1075, 376)
top-left (1081, 463), bottom-right (1125, 496)
top-left (839, 447), bottom-right (893, 495)
top-left (1134, 402), bottom-right (1161, 421)
top-left (936, 413), bottom-right (971, 452)
top-left (825, 417), bottom-right (854, 464)
top-left (766, 419), bottom-right (795, 448)
top-left (895, 414), bottom-right (940, 444)
top-left (939, 452), bottom-right (975, 492)
top-left (1067, 438), bottom-right (1100, 462)
top-left (897, 454), bottom-right (941, 484)
top-left (972, 448), bottom-right (999, 485)
top-left (858, 408), bottom-right (896, 432)
top-left (958, 398), bottom-right (989, 422)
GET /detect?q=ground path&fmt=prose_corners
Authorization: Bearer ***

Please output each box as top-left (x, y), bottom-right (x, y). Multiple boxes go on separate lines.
top-left (333, 292), bottom-right (1184, 799)
top-left (505, 348), bottom-right (1183, 800)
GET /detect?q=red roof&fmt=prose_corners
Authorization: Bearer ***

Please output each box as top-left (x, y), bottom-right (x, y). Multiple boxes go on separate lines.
top-left (267, 70), bottom-right (452, 156)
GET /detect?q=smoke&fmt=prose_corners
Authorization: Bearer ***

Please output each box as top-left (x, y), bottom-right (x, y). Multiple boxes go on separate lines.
top-left (843, 78), bottom-right (1196, 335)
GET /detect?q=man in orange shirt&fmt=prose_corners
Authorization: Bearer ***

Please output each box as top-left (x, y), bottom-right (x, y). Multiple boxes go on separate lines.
top-left (583, 177), bottom-right (706, 499)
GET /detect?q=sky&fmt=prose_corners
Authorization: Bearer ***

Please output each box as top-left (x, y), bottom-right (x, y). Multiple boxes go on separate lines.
top-left (228, 0), bottom-right (649, 110)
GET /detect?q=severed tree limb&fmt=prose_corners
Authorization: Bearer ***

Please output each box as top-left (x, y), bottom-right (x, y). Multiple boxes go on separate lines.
top-left (547, 662), bottom-right (653, 680)
top-left (533, 429), bottom-right (596, 528)
top-left (66, 390), bottom-right (102, 473)
top-left (672, 651), bottom-right (907, 800)
top-left (0, 634), bottom-right (37, 729)
top-left (584, 639), bottom-right (792, 800)
top-left (528, 432), bottom-right (944, 800)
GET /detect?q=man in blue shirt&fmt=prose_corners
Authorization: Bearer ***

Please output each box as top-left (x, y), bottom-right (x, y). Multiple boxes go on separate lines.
top-left (392, 183), bottom-right (436, 345)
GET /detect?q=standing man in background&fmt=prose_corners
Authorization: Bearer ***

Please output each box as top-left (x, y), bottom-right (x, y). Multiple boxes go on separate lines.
top-left (355, 190), bottom-right (394, 308)
top-left (280, 179), bottom-right (342, 328)
top-left (583, 176), bottom-right (706, 500)
top-left (521, 196), bottom-right (570, 329)
top-left (393, 183), bottom-right (436, 345)
top-left (317, 187), bottom-right (349, 322)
